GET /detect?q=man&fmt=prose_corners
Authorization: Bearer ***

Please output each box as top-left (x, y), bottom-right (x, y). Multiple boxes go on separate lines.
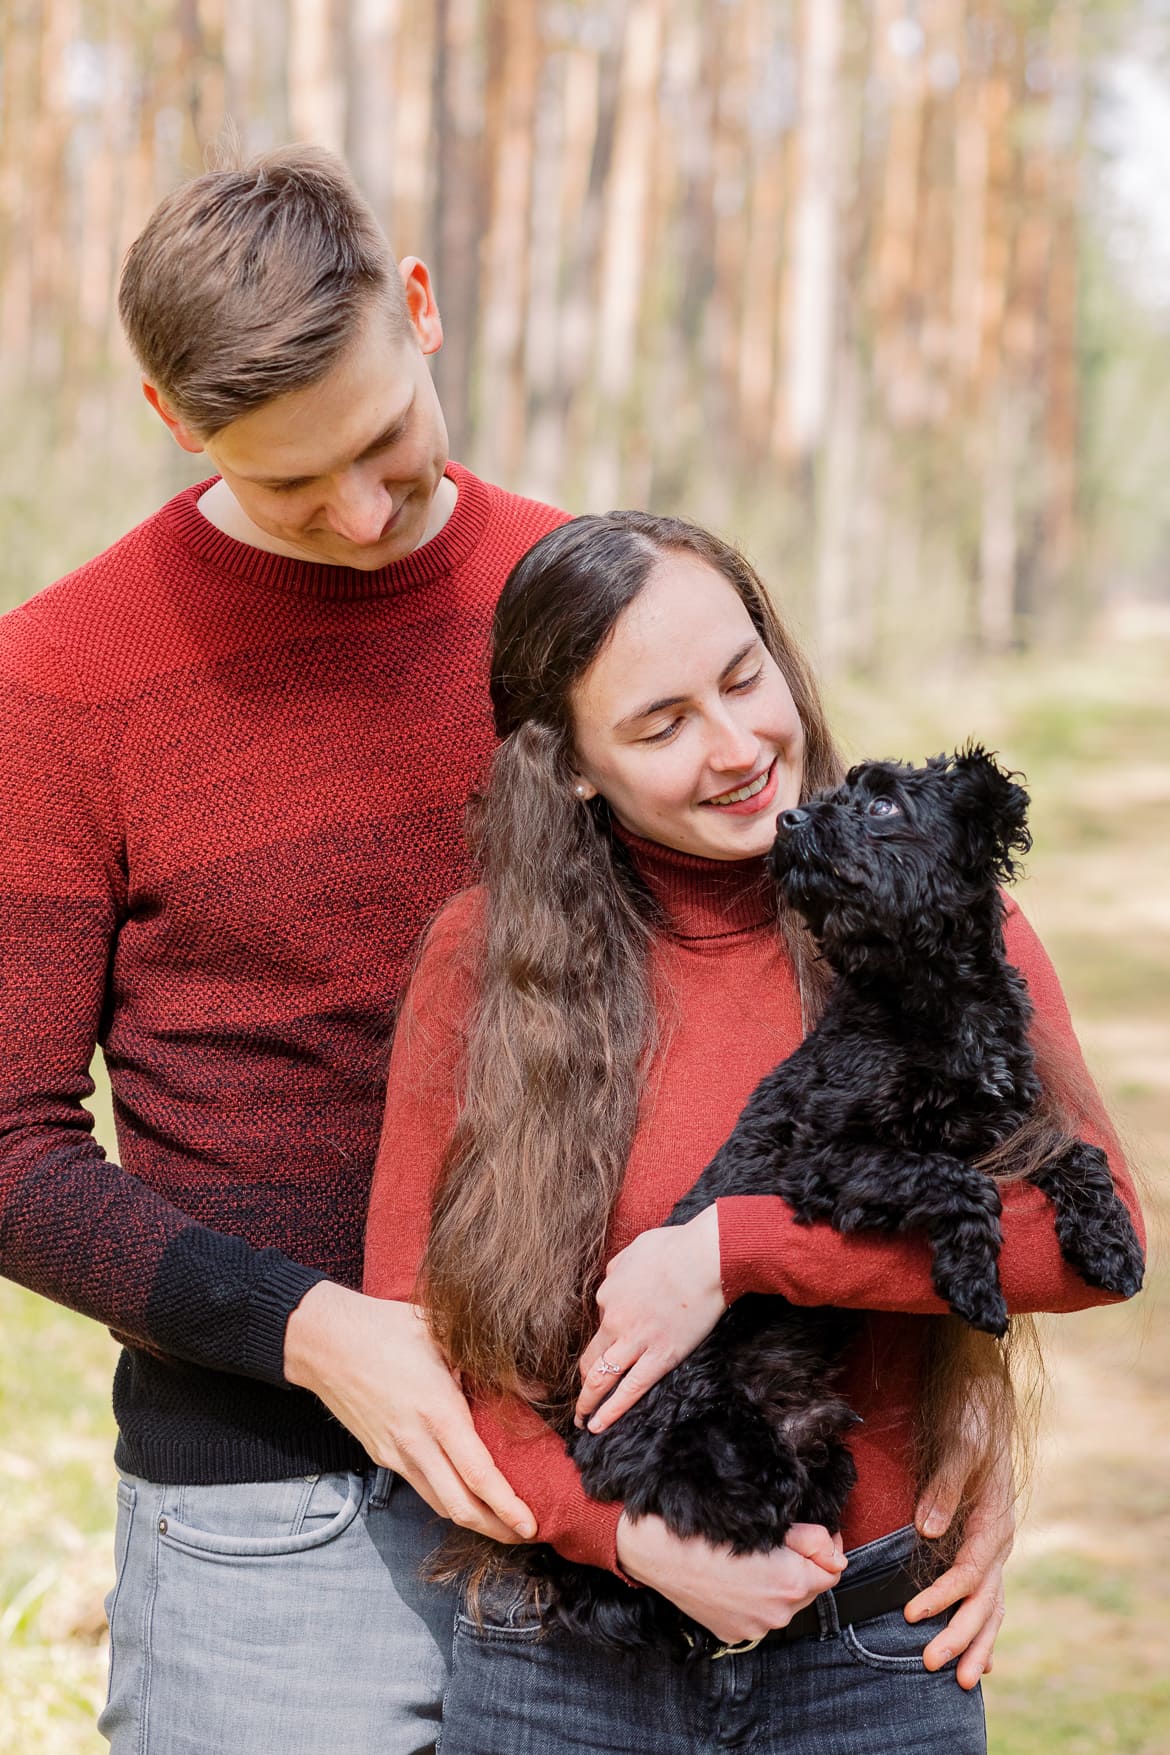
top-left (0, 145), bottom-right (1009, 1754)
top-left (0, 145), bottom-right (561, 1755)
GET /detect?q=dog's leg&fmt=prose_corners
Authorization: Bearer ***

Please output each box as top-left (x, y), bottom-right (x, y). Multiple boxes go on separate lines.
top-left (1027, 1141), bottom-right (1144, 1297)
top-left (788, 1146), bottom-right (1010, 1335)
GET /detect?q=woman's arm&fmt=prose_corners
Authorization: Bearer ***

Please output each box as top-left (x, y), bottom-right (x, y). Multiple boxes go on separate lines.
top-left (473, 1387), bottom-right (847, 1631)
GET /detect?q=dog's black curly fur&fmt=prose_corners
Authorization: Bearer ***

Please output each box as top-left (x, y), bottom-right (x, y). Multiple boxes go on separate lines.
top-left (510, 747), bottom-right (1144, 1653)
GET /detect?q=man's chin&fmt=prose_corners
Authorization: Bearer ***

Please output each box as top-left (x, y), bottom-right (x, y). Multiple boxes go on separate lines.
top-left (329, 541), bottom-right (406, 572)
top-left (313, 496), bottom-right (436, 570)
top-left (305, 523), bottom-right (416, 571)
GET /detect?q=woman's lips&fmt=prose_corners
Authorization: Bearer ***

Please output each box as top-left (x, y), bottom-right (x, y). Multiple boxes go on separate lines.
top-left (700, 758), bottom-right (780, 816)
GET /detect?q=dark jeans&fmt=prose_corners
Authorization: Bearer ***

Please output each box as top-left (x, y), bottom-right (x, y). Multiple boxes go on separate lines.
top-left (437, 1524), bottom-right (987, 1755)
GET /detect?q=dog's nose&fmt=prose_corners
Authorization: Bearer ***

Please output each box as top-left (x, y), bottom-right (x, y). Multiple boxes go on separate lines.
top-left (780, 808), bottom-right (809, 829)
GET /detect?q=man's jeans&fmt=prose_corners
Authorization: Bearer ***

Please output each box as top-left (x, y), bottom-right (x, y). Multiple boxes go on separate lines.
top-left (437, 1524), bottom-right (987, 1755)
top-left (99, 1468), bottom-right (455, 1755)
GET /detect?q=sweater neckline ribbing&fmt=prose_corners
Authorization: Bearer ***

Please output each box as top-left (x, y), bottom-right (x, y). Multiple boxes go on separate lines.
top-left (615, 823), bottom-right (776, 941)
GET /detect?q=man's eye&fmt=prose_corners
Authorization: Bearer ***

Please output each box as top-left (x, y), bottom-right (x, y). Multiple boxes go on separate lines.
top-left (867, 797), bottom-right (899, 817)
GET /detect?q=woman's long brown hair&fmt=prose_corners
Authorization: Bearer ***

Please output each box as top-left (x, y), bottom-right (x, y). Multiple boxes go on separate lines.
top-left (419, 509), bottom-right (1056, 1528)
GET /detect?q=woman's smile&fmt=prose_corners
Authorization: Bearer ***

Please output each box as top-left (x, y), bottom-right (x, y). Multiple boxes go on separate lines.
top-left (701, 758), bottom-right (779, 814)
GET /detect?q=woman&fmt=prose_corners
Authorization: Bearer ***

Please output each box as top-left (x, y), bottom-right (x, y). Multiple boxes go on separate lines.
top-left (364, 512), bottom-right (1143, 1754)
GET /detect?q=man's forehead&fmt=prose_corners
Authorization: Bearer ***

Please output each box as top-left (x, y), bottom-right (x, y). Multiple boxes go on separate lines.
top-left (208, 340), bottom-right (419, 482)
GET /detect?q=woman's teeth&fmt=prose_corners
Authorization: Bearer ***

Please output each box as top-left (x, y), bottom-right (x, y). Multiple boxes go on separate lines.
top-left (708, 764), bottom-right (772, 806)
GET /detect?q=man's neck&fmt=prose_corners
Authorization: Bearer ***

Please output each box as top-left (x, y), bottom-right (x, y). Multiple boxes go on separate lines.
top-left (195, 474), bottom-right (458, 565)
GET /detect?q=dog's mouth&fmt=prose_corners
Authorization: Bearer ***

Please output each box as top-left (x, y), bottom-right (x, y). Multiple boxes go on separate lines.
top-left (771, 820), bottom-right (871, 902)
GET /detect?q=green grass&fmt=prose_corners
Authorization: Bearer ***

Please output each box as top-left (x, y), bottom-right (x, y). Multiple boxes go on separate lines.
top-left (989, 1679), bottom-right (1170, 1755)
top-left (0, 1283), bottom-right (118, 1753)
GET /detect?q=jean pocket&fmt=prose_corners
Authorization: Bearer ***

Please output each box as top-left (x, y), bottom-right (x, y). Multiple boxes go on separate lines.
top-left (157, 1471), bottom-right (365, 1558)
top-left (840, 1606), bottom-right (951, 1672)
top-left (455, 1567), bottom-right (548, 1642)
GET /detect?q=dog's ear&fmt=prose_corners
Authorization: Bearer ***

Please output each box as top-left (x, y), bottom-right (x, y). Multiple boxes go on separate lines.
top-left (948, 744), bottom-right (1032, 883)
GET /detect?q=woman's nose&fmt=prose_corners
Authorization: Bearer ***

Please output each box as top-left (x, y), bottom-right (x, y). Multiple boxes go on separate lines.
top-left (708, 717), bottom-right (759, 771)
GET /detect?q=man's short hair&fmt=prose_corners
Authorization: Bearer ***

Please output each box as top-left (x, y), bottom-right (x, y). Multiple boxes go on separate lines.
top-left (119, 144), bottom-right (410, 437)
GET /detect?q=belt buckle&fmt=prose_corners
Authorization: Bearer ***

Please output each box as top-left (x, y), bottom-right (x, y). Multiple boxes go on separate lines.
top-left (709, 1634), bottom-right (766, 1660)
top-left (682, 1629), bottom-right (766, 1662)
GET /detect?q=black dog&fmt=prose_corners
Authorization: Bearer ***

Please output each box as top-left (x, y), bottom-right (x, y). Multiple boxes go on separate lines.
top-left (514, 747), bottom-right (1144, 1652)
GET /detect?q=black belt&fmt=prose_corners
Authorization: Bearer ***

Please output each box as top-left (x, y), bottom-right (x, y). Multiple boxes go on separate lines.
top-left (690, 1550), bottom-right (937, 1661)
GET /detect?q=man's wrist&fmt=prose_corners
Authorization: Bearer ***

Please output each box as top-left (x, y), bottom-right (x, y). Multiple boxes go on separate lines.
top-left (283, 1277), bottom-right (349, 1391)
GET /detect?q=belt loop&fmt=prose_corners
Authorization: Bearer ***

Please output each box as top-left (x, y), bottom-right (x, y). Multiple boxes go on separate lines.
top-left (816, 1580), bottom-right (842, 1639)
top-left (367, 1466), bottom-right (397, 1510)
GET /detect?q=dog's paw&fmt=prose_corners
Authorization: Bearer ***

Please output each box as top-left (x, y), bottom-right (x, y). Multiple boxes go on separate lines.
top-left (1061, 1220), bottom-right (1144, 1299)
top-left (944, 1276), bottom-right (1009, 1336)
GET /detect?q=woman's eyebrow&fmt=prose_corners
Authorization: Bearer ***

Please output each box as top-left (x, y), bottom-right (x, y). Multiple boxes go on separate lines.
top-left (613, 638), bottom-right (761, 731)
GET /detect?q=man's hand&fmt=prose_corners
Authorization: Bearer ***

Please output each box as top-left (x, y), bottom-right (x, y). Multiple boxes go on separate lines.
top-left (284, 1282), bottom-right (536, 1544)
top-left (907, 1443), bottom-right (1015, 1689)
top-left (616, 1515), bottom-right (846, 1646)
top-left (575, 1206), bottom-right (725, 1432)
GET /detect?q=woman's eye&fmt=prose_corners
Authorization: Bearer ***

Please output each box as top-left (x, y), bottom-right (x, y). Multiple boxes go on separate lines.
top-left (641, 720), bottom-right (681, 745)
top-left (729, 668), bottom-right (763, 694)
top-left (867, 797), bottom-right (899, 817)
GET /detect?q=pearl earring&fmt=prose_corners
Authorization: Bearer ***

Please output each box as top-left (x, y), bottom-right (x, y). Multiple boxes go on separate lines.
top-left (574, 784), bottom-right (587, 798)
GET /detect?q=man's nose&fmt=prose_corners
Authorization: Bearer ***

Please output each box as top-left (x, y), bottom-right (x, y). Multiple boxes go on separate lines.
top-left (325, 474), bottom-right (395, 546)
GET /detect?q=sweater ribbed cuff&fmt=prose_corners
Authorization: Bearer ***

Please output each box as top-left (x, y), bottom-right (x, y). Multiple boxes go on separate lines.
top-left (716, 1196), bottom-right (804, 1306)
top-left (548, 1494), bottom-right (627, 1577)
top-left (242, 1260), bottom-right (331, 1387)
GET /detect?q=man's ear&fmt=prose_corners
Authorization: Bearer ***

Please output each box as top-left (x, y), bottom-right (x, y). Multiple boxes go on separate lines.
top-left (398, 258), bottom-right (444, 356)
top-left (141, 382), bottom-right (206, 455)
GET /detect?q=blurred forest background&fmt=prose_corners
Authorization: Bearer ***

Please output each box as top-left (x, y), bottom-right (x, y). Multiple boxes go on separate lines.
top-left (3, 0), bottom-right (1170, 648)
top-left (1, 0), bottom-right (1167, 1751)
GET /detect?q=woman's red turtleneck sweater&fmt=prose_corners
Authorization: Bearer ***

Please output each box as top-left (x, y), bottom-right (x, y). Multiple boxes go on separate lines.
top-left (363, 831), bottom-right (1142, 1575)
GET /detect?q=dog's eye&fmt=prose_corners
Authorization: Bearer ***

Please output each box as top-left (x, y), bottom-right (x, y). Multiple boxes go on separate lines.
top-left (866, 797), bottom-right (899, 817)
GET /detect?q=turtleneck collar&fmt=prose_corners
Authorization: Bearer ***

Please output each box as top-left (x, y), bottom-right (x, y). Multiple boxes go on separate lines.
top-left (615, 823), bottom-right (776, 941)
top-left (156, 461), bottom-right (490, 603)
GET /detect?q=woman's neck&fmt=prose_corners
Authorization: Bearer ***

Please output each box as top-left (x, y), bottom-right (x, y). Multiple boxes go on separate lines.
top-left (613, 823), bottom-right (776, 941)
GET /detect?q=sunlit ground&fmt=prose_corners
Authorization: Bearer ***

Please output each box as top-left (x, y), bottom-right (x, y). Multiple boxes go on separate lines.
top-left (1, 619), bottom-right (1166, 1752)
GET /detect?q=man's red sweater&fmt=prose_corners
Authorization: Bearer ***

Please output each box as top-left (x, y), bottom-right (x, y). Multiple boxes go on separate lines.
top-left (0, 463), bottom-right (567, 1484)
top-left (364, 831), bottom-right (1144, 1573)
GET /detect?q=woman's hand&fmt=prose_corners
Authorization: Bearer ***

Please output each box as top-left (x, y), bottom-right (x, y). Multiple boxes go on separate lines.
top-left (616, 1515), bottom-right (846, 1646)
top-left (907, 1442), bottom-right (1016, 1689)
top-left (575, 1206), bottom-right (726, 1431)
top-left (284, 1282), bottom-right (537, 1543)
